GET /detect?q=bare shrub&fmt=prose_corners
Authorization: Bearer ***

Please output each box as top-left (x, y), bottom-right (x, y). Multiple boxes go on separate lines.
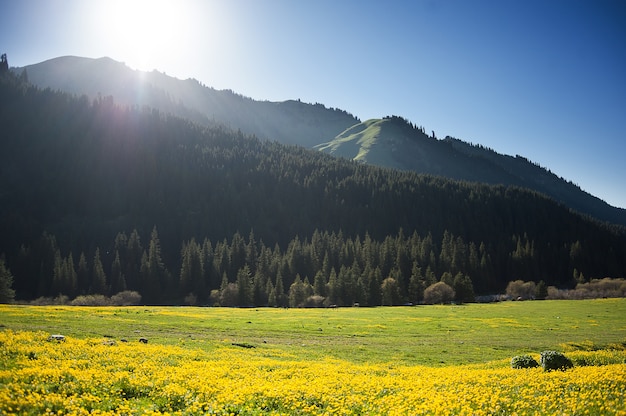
top-left (506, 280), bottom-right (536, 300)
top-left (30, 295), bottom-right (69, 306)
top-left (303, 295), bottom-right (325, 308)
top-left (183, 293), bottom-right (198, 306)
top-left (546, 278), bottom-right (626, 300)
top-left (423, 282), bottom-right (455, 304)
top-left (110, 291), bottom-right (142, 306)
top-left (71, 294), bottom-right (110, 306)
top-left (219, 283), bottom-right (239, 307)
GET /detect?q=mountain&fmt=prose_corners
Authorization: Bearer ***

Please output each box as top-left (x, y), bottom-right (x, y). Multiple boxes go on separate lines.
top-left (1, 71), bottom-right (625, 305)
top-left (14, 56), bottom-right (626, 227)
top-left (16, 56), bottom-right (359, 148)
top-left (315, 116), bottom-right (626, 226)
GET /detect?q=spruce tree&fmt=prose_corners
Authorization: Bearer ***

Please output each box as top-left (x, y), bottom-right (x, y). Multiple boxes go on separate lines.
top-left (90, 248), bottom-right (108, 295)
top-left (77, 252), bottom-right (89, 295)
top-left (0, 258), bottom-right (16, 303)
top-left (109, 251), bottom-right (127, 295)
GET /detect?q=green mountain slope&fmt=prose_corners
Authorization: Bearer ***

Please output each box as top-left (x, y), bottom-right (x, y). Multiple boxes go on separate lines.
top-left (316, 117), bottom-right (626, 226)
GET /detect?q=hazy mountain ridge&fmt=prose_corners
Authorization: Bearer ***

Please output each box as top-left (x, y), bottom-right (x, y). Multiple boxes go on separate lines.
top-left (15, 56), bottom-right (626, 226)
top-left (17, 56), bottom-right (359, 147)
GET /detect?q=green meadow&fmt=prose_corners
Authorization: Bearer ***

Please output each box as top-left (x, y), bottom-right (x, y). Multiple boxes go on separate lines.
top-left (1, 299), bottom-right (624, 366)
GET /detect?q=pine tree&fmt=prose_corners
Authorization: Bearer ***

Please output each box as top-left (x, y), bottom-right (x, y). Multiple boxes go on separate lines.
top-left (77, 252), bottom-right (89, 295)
top-left (0, 257), bottom-right (16, 303)
top-left (274, 270), bottom-right (286, 307)
top-left (180, 239), bottom-right (204, 301)
top-left (313, 270), bottom-right (326, 297)
top-left (125, 229), bottom-right (143, 291)
top-left (236, 265), bottom-right (253, 306)
top-left (109, 251), bottom-right (127, 295)
top-left (144, 226), bottom-right (168, 302)
top-left (326, 268), bottom-right (340, 306)
top-left (61, 253), bottom-right (77, 298)
top-left (452, 272), bottom-right (475, 303)
top-left (90, 248), bottom-right (108, 295)
top-left (408, 262), bottom-right (425, 303)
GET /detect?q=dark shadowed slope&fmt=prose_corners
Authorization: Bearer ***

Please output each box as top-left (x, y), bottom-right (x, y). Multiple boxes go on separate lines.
top-left (15, 57), bottom-right (626, 226)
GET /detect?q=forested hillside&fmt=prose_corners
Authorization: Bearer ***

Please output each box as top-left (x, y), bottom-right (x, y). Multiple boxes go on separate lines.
top-left (1, 71), bottom-right (625, 305)
top-left (17, 56), bottom-right (359, 147)
top-left (18, 57), bottom-right (626, 227)
top-left (316, 116), bottom-right (626, 226)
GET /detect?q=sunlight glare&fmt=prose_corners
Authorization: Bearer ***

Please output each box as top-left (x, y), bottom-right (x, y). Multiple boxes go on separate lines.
top-left (104, 0), bottom-right (191, 71)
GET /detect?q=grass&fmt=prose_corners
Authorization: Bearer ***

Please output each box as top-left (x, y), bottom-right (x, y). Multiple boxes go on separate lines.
top-left (1, 298), bottom-right (624, 366)
top-left (1, 300), bottom-right (625, 415)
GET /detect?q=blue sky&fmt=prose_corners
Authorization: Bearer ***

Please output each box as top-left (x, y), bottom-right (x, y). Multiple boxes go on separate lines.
top-left (1, 0), bottom-right (625, 208)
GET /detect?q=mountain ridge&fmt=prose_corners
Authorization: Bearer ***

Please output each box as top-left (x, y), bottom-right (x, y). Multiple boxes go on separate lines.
top-left (14, 56), bottom-right (626, 226)
top-left (16, 56), bottom-right (360, 148)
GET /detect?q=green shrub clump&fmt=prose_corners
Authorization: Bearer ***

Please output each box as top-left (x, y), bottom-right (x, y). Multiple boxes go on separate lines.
top-left (511, 355), bottom-right (539, 369)
top-left (540, 351), bottom-right (573, 371)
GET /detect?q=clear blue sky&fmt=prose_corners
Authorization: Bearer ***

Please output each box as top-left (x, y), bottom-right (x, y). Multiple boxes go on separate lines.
top-left (2, 0), bottom-right (625, 208)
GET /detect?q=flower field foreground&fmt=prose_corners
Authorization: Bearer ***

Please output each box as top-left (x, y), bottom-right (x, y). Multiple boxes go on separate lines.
top-left (1, 331), bottom-right (624, 415)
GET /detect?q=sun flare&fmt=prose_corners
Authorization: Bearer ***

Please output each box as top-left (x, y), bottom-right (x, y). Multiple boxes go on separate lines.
top-left (99, 0), bottom-right (192, 71)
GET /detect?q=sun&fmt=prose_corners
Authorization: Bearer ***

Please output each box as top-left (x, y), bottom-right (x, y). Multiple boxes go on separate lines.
top-left (97, 0), bottom-right (192, 71)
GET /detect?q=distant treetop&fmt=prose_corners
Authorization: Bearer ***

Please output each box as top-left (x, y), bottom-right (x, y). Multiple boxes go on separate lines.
top-left (0, 54), bottom-right (8, 73)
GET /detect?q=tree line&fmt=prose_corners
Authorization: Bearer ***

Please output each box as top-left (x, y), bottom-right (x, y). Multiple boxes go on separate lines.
top-left (12, 227), bottom-right (482, 306)
top-left (1, 69), bottom-right (625, 305)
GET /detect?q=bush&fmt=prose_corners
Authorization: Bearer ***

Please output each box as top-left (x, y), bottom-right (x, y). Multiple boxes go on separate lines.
top-left (511, 355), bottom-right (539, 369)
top-left (303, 295), bottom-right (325, 308)
top-left (29, 295), bottom-right (69, 305)
top-left (110, 291), bottom-right (142, 306)
top-left (423, 282), bottom-right (455, 304)
top-left (71, 295), bottom-right (110, 306)
top-left (540, 351), bottom-right (573, 371)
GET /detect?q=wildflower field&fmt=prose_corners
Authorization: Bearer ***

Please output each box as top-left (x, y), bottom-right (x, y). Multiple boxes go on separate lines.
top-left (1, 300), bottom-right (625, 415)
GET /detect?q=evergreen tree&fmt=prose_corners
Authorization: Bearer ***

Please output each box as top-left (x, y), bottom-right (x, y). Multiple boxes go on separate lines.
top-left (179, 239), bottom-right (204, 301)
top-left (0, 257), bottom-right (16, 303)
top-left (51, 249), bottom-right (64, 296)
top-left (90, 248), bottom-right (108, 295)
top-left (274, 270), bottom-right (286, 307)
top-left (77, 252), bottom-right (89, 295)
top-left (267, 279), bottom-right (276, 307)
top-left (253, 270), bottom-right (268, 306)
top-left (125, 229), bottom-right (143, 291)
top-left (236, 265), bottom-right (253, 306)
top-left (109, 250), bottom-right (127, 295)
top-left (63, 253), bottom-right (77, 298)
top-left (313, 270), bottom-right (327, 297)
top-left (326, 268), bottom-right (340, 306)
top-left (408, 262), bottom-right (425, 303)
top-left (535, 280), bottom-right (548, 300)
top-left (288, 274), bottom-right (312, 307)
top-left (144, 226), bottom-right (169, 302)
top-left (452, 272), bottom-right (475, 303)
